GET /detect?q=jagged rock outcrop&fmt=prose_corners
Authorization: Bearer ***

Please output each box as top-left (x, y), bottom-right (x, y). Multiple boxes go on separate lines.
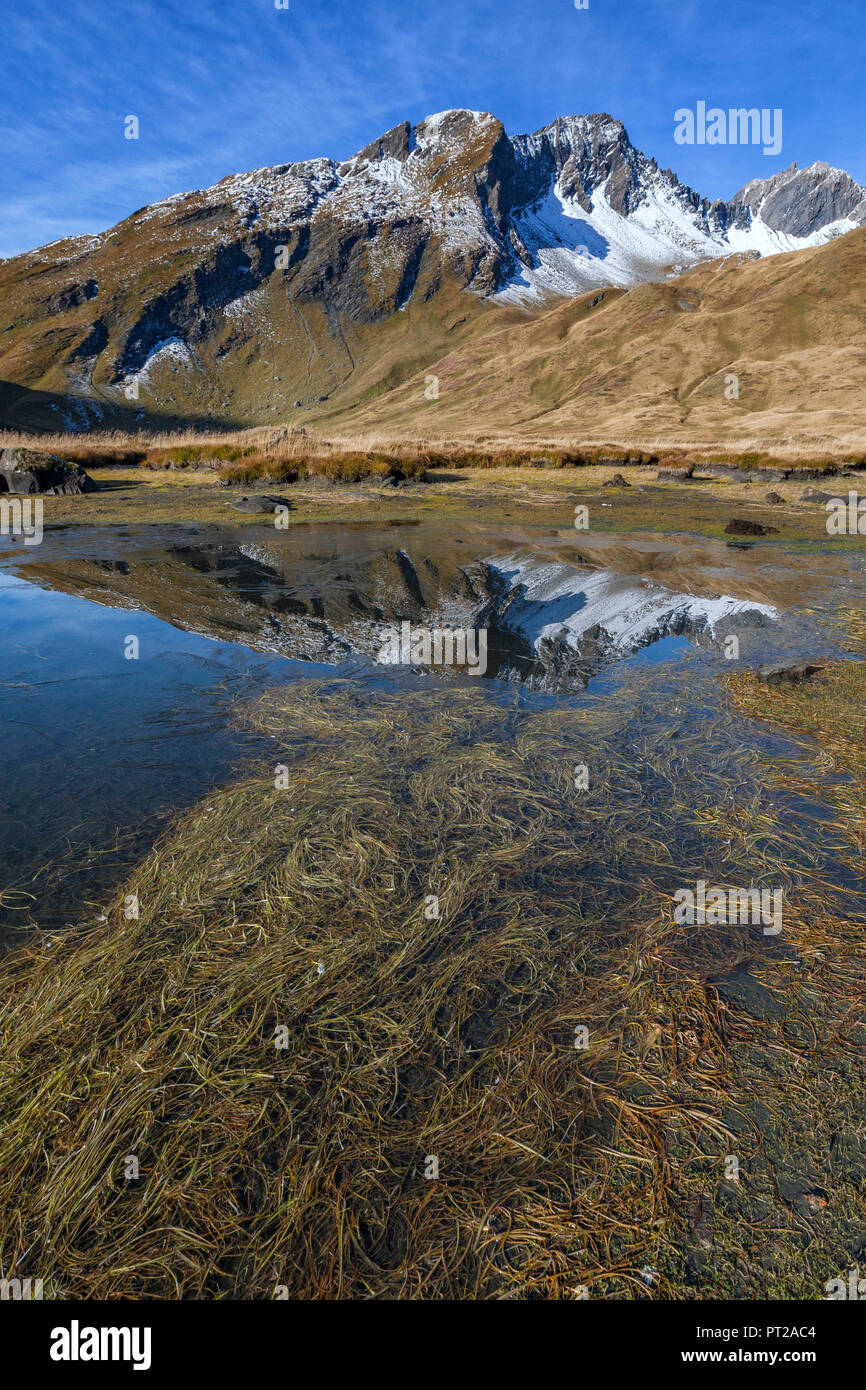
top-left (1, 108), bottom-right (862, 429)
top-left (726, 162), bottom-right (866, 238)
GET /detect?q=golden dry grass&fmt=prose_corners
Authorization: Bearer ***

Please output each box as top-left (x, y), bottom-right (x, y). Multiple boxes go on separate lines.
top-left (313, 229), bottom-right (866, 450)
top-left (0, 425), bottom-right (861, 475)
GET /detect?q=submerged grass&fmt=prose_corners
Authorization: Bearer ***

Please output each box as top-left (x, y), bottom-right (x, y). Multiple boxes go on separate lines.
top-left (727, 607), bottom-right (866, 858)
top-left (0, 671), bottom-right (863, 1299)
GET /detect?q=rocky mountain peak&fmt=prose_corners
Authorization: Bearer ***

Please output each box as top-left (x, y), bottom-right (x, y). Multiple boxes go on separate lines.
top-left (1, 106), bottom-right (863, 431)
top-left (344, 119), bottom-right (413, 169)
top-left (727, 160), bottom-right (866, 236)
top-left (510, 113), bottom-right (649, 215)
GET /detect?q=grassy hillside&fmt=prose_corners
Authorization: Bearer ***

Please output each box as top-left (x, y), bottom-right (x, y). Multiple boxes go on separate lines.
top-left (2, 215), bottom-right (864, 450)
top-left (315, 229), bottom-right (866, 449)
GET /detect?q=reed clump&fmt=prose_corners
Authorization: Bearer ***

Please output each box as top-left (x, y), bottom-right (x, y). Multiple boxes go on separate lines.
top-left (1, 425), bottom-right (861, 476)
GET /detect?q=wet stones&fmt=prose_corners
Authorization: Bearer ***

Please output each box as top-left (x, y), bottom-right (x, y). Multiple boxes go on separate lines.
top-left (757, 660), bottom-right (823, 686)
top-left (226, 493), bottom-right (294, 513)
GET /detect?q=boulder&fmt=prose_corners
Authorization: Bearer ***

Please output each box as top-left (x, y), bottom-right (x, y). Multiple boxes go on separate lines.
top-left (764, 491), bottom-right (784, 504)
top-left (227, 494), bottom-right (294, 514)
top-left (757, 661), bottom-right (823, 686)
top-left (724, 518), bottom-right (778, 536)
top-left (0, 447), bottom-right (96, 495)
top-left (800, 487), bottom-right (836, 503)
top-left (657, 461), bottom-right (694, 481)
top-left (603, 472), bottom-right (630, 488)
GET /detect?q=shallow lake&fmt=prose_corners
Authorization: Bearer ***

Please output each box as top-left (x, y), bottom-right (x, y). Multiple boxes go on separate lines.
top-left (1, 521), bottom-right (863, 938)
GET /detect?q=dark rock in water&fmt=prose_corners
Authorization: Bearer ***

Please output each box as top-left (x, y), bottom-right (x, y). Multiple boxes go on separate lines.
top-left (764, 491), bottom-right (784, 504)
top-left (658, 461), bottom-right (694, 480)
top-left (94, 558), bottom-right (130, 575)
top-left (697, 462), bottom-right (791, 482)
top-left (724, 518), bottom-right (778, 536)
top-left (603, 472), bottom-right (630, 487)
top-left (800, 487), bottom-right (836, 503)
top-left (227, 494), bottom-right (294, 514)
top-left (797, 466), bottom-right (854, 481)
top-left (758, 660), bottom-right (823, 686)
top-left (0, 447), bottom-right (96, 495)
top-left (711, 967), bottom-right (787, 1021)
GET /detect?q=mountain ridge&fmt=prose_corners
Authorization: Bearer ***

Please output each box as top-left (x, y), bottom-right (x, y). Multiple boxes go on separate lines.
top-left (1, 107), bottom-right (864, 433)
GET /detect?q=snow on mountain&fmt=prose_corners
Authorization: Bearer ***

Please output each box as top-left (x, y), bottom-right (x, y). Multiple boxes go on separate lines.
top-left (64, 110), bottom-right (863, 311)
top-left (160, 110), bottom-right (863, 308)
top-left (4, 107), bottom-right (864, 432)
top-left (120, 336), bottom-right (193, 388)
top-left (495, 180), bottom-right (725, 303)
top-left (493, 128), bottom-right (865, 303)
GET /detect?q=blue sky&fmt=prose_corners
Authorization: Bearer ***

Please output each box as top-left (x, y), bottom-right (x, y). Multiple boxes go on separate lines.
top-left (1, 0), bottom-right (863, 258)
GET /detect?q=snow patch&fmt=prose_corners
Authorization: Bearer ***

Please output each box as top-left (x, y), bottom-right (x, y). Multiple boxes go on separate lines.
top-left (120, 336), bottom-right (193, 388)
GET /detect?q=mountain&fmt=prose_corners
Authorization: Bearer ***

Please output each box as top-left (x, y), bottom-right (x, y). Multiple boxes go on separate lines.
top-left (320, 224), bottom-right (866, 446)
top-left (0, 108), bottom-right (864, 434)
